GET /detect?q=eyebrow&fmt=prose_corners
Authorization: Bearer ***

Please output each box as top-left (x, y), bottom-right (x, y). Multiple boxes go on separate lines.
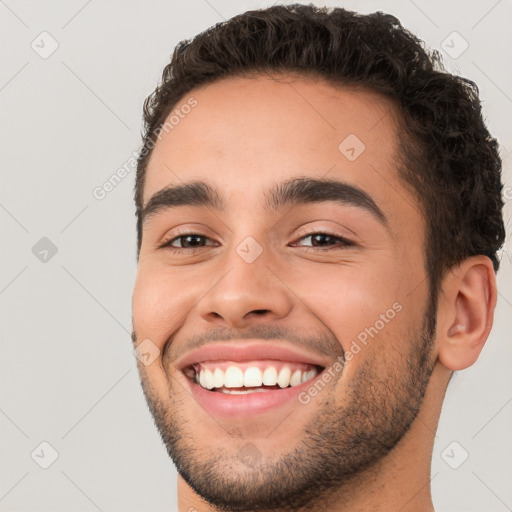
top-left (266, 177), bottom-right (388, 226)
top-left (142, 181), bottom-right (224, 224)
top-left (141, 177), bottom-right (388, 227)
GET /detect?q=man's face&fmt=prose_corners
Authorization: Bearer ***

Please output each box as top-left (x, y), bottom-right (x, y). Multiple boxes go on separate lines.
top-left (132, 76), bottom-right (437, 509)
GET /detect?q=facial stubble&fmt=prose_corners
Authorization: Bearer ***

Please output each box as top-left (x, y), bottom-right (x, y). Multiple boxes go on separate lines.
top-left (135, 298), bottom-right (437, 511)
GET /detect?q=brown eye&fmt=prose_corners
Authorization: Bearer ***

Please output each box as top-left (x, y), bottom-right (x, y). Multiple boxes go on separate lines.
top-left (309, 234), bottom-right (337, 247)
top-left (160, 233), bottom-right (217, 250)
top-left (173, 235), bottom-right (207, 248)
top-left (295, 232), bottom-right (354, 250)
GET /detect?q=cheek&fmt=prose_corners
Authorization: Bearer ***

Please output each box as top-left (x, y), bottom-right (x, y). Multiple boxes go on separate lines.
top-left (287, 263), bottom-right (402, 342)
top-left (132, 265), bottom-right (198, 350)
top-left (283, 258), bottom-right (422, 381)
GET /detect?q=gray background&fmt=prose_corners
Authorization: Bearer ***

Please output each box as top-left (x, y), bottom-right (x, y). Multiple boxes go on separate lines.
top-left (1, 0), bottom-right (511, 510)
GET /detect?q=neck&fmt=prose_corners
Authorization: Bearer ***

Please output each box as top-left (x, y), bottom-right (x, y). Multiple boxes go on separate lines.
top-left (177, 362), bottom-right (449, 512)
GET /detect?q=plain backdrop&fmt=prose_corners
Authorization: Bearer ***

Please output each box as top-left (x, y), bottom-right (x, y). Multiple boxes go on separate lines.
top-left (1, 1), bottom-right (511, 511)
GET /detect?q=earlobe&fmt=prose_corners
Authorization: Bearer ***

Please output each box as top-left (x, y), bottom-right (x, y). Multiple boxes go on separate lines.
top-left (437, 256), bottom-right (497, 371)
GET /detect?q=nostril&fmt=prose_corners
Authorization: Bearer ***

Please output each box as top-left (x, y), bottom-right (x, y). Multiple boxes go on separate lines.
top-left (252, 309), bottom-right (270, 315)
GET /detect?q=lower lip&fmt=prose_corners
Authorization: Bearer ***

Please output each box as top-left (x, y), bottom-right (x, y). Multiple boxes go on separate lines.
top-left (180, 372), bottom-right (321, 419)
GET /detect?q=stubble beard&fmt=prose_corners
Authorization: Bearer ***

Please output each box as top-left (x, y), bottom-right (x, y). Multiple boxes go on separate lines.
top-left (136, 299), bottom-right (437, 511)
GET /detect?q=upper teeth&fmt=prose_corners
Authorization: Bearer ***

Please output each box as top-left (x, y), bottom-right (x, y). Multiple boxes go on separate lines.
top-left (195, 364), bottom-right (318, 390)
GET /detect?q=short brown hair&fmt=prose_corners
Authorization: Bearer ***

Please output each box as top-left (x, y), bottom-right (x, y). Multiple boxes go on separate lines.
top-left (134, 3), bottom-right (506, 301)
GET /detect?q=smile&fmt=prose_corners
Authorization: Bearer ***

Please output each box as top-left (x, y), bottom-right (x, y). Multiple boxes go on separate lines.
top-left (176, 341), bottom-right (330, 418)
top-left (185, 360), bottom-right (321, 394)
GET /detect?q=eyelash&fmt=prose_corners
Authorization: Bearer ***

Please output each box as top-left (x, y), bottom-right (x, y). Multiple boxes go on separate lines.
top-left (159, 229), bottom-right (355, 253)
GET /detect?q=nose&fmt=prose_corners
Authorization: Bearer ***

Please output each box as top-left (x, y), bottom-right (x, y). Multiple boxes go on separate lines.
top-left (196, 246), bottom-right (294, 329)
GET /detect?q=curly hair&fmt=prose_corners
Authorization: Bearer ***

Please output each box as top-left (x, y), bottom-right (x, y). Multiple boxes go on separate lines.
top-left (134, 3), bottom-right (506, 299)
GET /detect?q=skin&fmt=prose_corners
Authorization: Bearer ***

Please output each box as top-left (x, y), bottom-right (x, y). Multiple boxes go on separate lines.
top-left (131, 75), bottom-right (497, 512)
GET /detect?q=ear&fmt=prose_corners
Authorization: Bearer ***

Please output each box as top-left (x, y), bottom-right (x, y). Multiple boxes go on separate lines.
top-left (437, 255), bottom-right (497, 371)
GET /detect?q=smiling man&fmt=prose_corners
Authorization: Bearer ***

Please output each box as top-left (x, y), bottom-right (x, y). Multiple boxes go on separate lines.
top-left (130, 4), bottom-right (506, 512)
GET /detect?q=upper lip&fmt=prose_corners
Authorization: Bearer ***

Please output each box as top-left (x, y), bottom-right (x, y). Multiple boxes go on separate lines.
top-left (175, 340), bottom-right (331, 370)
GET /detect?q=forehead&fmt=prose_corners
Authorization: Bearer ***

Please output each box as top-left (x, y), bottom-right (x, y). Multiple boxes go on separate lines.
top-left (143, 75), bottom-right (422, 233)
